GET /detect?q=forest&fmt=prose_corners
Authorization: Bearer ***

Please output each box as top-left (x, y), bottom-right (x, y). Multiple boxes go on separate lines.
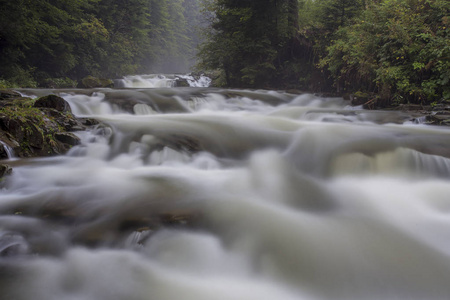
top-left (0, 0), bottom-right (449, 106)
top-left (0, 0), bottom-right (202, 87)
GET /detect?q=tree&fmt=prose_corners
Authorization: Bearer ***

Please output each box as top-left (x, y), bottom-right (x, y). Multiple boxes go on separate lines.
top-left (0, 0), bottom-right (205, 86)
top-left (320, 0), bottom-right (450, 104)
top-left (197, 0), bottom-right (304, 88)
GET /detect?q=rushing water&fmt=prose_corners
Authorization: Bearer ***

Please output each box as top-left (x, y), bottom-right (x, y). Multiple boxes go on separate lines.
top-left (1, 83), bottom-right (450, 300)
top-left (114, 74), bottom-right (212, 88)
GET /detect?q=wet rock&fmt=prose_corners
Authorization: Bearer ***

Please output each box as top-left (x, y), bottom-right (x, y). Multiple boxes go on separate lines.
top-left (156, 134), bottom-right (203, 153)
top-left (0, 144), bottom-right (10, 159)
top-left (79, 118), bottom-right (100, 126)
top-left (0, 232), bottom-right (29, 257)
top-left (425, 113), bottom-right (450, 126)
top-left (55, 132), bottom-right (80, 146)
top-left (42, 108), bottom-right (82, 131)
top-left (0, 164), bottom-right (12, 178)
top-left (0, 93), bottom-right (96, 157)
top-left (395, 104), bottom-right (432, 112)
top-left (81, 76), bottom-right (114, 88)
top-left (105, 97), bottom-right (141, 113)
top-left (34, 94), bottom-right (72, 112)
top-left (159, 210), bottom-right (200, 226)
top-left (174, 77), bottom-right (190, 87)
top-left (0, 90), bottom-right (21, 100)
top-left (1, 117), bottom-right (44, 151)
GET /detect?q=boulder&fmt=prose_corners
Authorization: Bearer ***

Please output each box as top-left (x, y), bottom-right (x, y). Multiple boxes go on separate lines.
top-left (0, 164), bottom-right (12, 178)
top-left (81, 76), bottom-right (114, 88)
top-left (425, 113), bottom-right (450, 126)
top-left (54, 132), bottom-right (80, 146)
top-left (34, 95), bottom-right (71, 112)
top-left (0, 93), bottom-right (91, 157)
top-left (0, 144), bottom-right (10, 159)
top-left (0, 90), bottom-right (21, 100)
top-left (175, 78), bottom-right (190, 87)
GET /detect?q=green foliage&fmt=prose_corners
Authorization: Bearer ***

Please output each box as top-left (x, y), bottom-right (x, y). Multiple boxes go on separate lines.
top-left (197, 0), bottom-right (306, 88)
top-left (0, 0), bottom-right (204, 85)
top-left (319, 0), bottom-right (449, 104)
top-left (1, 0), bottom-right (446, 106)
top-left (43, 78), bottom-right (78, 88)
top-left (198, 0), bottom-right (447, 105)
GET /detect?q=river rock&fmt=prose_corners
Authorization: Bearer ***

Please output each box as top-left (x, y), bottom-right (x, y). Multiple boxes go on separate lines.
top-left (0, 90), bottom-right (21, 100)
top-left (425, 113), bottom-right (450, 126)
top-left (81, 76), bottom-right (114, 88)
top-left (54, 132), bottom-right (80, 146)
top-left (0, 93), bottom-right (99, 157)
top-left (34, 94), bottom-right (72, 112)
top-left (0, 164), bottom-right (12, 178)
top-left (0, 144), bottom-right (10, 159)
top-left (174, 77), bottom-right (190, 87)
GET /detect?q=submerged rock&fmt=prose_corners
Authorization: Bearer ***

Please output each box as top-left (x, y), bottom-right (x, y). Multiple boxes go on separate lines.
top-left (0, 231), bottom-right (29, 257)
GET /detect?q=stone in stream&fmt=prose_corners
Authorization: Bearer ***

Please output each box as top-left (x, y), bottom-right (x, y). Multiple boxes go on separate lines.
top-left (80, 75), bottom-right (114, 88)
top-left (0, 164), bottom-right (12, 178)
top-left (0, 93), bottom-right (99, 157)
top-left (425, 112), bottom-right (450, 126)
top-left (0, 232), bottom-right (29, 257)
top-left (34, 94), bottom-right (72, 112)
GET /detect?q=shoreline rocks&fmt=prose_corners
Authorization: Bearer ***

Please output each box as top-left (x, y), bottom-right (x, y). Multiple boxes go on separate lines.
top-left (0, 91), bottom-right (99, 177)
top-left (346, 91), bottom-right (450, 126)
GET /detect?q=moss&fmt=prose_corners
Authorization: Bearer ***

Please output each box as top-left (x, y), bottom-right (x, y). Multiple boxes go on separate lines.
top-left (1, 106), bottom-right (46, 127)
top-left (0, 101), bottom-right (78, 157)
top-left (354, 91), bottom-right (369, 98)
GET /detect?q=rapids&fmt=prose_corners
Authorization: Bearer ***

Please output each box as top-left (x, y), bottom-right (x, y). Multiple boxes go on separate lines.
top-left (114, 74), bottom-right (212, 88)
top-left (1, 85), bottom-right (450, 300)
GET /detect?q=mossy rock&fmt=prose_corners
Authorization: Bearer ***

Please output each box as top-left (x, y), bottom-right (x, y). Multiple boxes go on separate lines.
top-left (175, 78), bottom-right (190, 87)
top-left (34, 94), bottom-right (72, 112)
top-left (350, 91), bottom-right (370, 106)
top-left (0, 92), bottom-right (103, 158)
top-left (81, 76), bottom-right (114, 88)
top-left (0, 164), bottom-right (12, 178)
top-left (0, 90), bottom-right (22, 101)
top-left (0, 95), bottom-right (82, 157)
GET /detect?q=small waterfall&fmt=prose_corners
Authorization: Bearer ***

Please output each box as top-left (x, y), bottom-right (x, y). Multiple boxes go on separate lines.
top-left (0, 141), bottom-right (15, 159)
top-left (115, 74), bottom-right (176, 88)
top-left (0, 231), bottom-right (29, 256)
top-left (175, 74), bottom-right (212, 87)
top-left (115, 74), bottom-right (211, 88)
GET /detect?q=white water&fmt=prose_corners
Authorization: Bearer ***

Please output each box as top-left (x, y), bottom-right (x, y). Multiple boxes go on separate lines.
top-left (2, 87), bottom-right (450, 300)
top-left (0, 141), bottom-right (15, 159)
top-left (115, 74), bottom-right (211, 88)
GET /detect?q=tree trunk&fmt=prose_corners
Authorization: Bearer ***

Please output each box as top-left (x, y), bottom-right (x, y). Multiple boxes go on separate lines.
top-left (287, 0), bottom-right (299, 38)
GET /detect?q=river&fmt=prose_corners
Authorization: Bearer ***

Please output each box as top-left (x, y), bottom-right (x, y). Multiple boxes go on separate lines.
top-left (1, 75), bottom-right (450, 300)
